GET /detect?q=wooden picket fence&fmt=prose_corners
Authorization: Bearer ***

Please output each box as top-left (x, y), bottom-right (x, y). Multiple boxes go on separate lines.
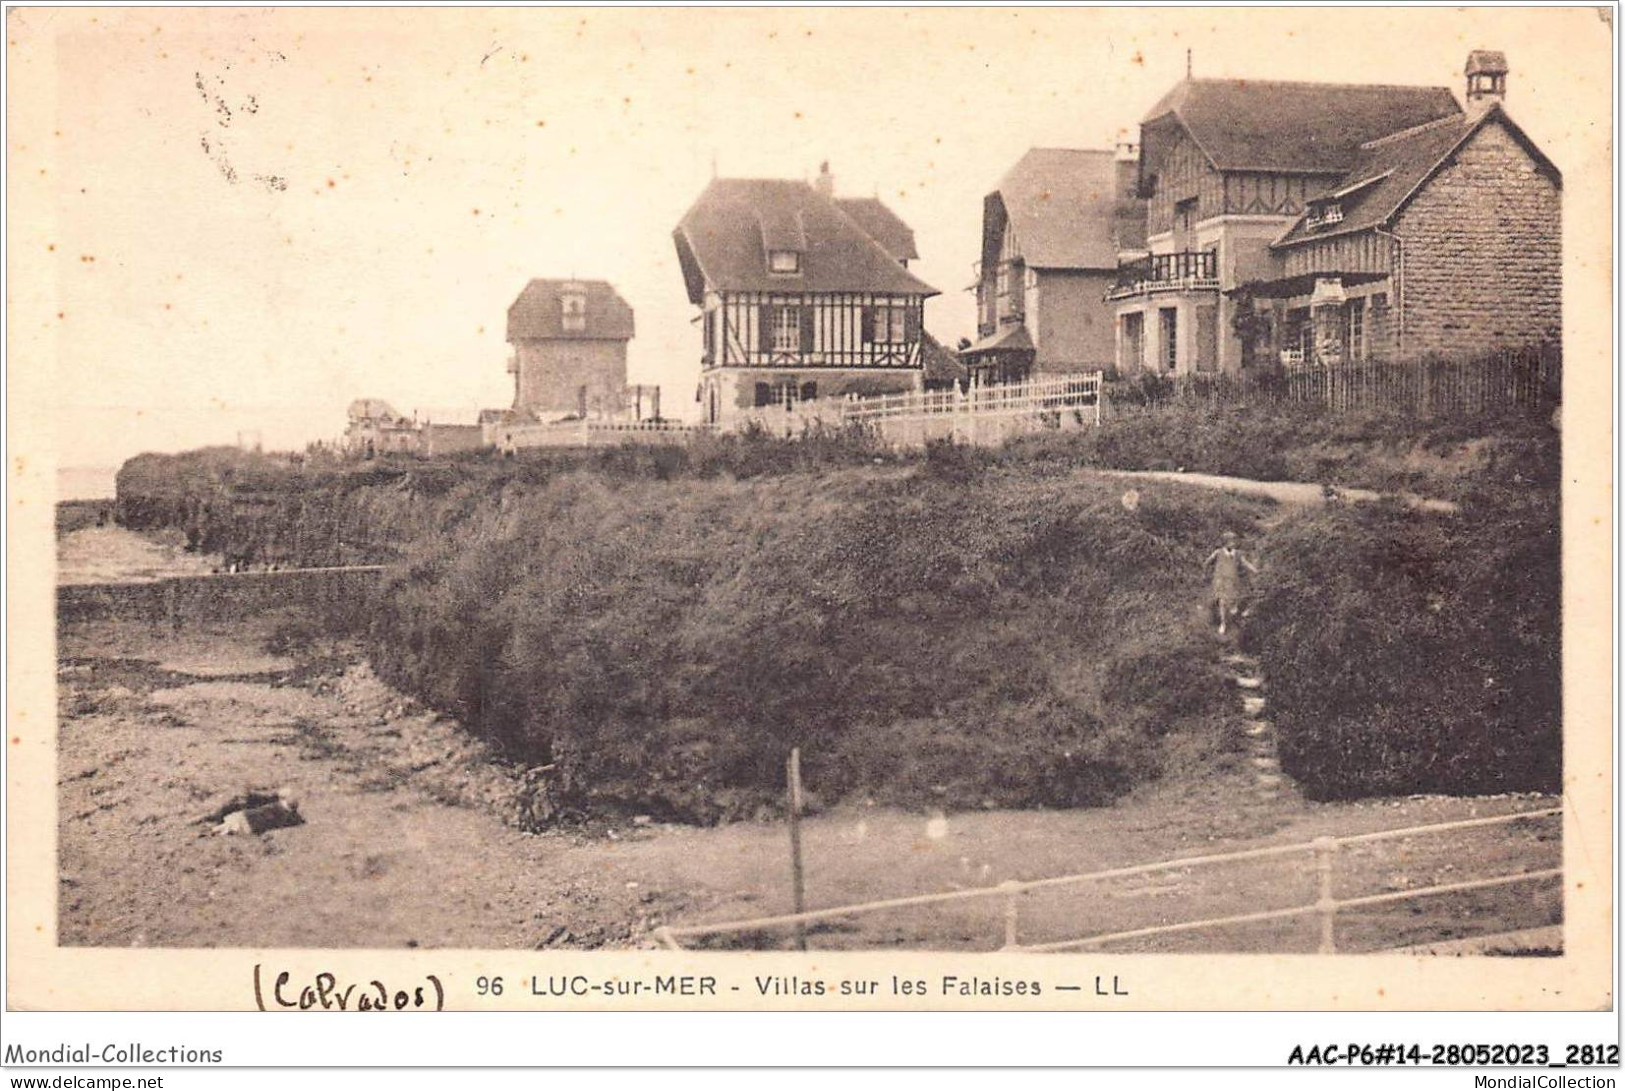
top-left (1120, 345), bottom-right (1559, 418)
top-left (1281, 346), bottom-right (1557, 416)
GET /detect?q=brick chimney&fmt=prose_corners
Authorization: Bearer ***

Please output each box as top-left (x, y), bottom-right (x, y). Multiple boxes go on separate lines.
top-left (814, 160), bottom-right (835, 199)
top-left (1465, 50), bottom-right (1508, 113)
top-left (1114, 141), bottom-right (1140, 200)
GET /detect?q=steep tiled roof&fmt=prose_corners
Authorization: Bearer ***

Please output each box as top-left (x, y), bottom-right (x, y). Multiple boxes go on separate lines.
top-left (347, 398), bottom-right (401, 422)
top-left (673, 178), bottom-right (938, 303)
top-left (989, 148), bottom-right (1144, 270)
top-left (1274, 105), bottom-right (1561, 247)
top-left (507, 279), bottom-right (635, 342)
top-left (1142, 78), bottom-right (1463, 174)
top-left (834, 197), bottom-right (920, 262)
top-left (962, 323), bottom-right (1035, 356)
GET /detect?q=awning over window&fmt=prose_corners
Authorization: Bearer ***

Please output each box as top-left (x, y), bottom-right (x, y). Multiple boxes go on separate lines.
top-left (961, 324), bottom-right (1036, 357)
top-left (1227, 271), bottom-right (1390, 300)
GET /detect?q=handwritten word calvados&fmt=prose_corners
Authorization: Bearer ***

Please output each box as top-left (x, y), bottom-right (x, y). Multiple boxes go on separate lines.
top-left (254, 965), bottom-right (445, 1011)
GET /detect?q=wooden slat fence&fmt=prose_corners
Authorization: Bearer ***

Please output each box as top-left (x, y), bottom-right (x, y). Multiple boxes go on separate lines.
top-left (1118, 345), bottom-right (1559, 418)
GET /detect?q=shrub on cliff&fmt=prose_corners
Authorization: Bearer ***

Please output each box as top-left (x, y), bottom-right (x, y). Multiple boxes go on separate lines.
top-left (996, 400), bottom-right (1558, 500)
top-left (364, 468), bottom-right (1257, 821)
top-left (1250, 488), bottom-right (1560, 799)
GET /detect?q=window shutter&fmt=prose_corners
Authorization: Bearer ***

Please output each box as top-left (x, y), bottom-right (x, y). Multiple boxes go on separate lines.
top-left (759, 305), bottom-right (774, 354)
top-left (754, 382), bottom-right (772, 408)
top-left (904, 301), bottom-right (921, 343)
top-left (799, 304), bottom-right (815, 354)
top-left (861, 305), bottom-right (874, 343)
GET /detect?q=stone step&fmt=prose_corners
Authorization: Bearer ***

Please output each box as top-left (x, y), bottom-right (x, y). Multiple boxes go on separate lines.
top-left (1222, 653), bottom-right (1258, 667)
top-left (1256, 773), bottom-right (1283, 789)
top-left (1233, 676), bottom-right (1264, 690)
top-left (1241, 696), bottom-right (1267, 715)
top-left (1252, 756), bottom-right (1280, 771)
top-left (1244, 720), bottom-right (1272, 737)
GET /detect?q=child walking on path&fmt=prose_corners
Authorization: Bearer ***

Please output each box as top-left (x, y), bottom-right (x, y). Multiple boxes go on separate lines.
top-left (1204, 531), bottom-right (1259, 636)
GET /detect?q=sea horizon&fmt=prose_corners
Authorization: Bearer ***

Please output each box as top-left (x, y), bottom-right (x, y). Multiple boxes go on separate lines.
top-left (56, 465), bottom-right (119, 503)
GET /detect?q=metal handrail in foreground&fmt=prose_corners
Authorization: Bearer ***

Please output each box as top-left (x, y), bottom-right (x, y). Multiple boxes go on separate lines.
top-left (652, 806), bottom-right (1562, 954)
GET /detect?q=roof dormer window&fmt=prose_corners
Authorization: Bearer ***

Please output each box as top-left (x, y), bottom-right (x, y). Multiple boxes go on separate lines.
top-left (1306, 202), bottom-right (1344, 230)
top-left (768, 249), bottom-right (801, 275)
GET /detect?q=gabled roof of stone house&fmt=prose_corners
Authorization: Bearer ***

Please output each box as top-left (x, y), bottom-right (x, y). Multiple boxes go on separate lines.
top-left (1141, 78), bottom-right (1463, 176)
top-left (673, 178), bottom-right (937, 304)
top-left (1273, 103), bottom-right (1561, 248)
top-left (985, 148), bottom-right (1144, 271)
top-left (507, 279), bottom-right (635, 342)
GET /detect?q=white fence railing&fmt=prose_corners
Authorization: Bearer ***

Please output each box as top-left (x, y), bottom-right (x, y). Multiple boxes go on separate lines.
top-left (492, 374), bottom-right (1107, 451)
top-left (653, 807), bottom-right (1561, 954)
top-left (838, 373), bottom-right (1104, 426)
top-left (493, 418), bottom-right (714, 452)
top-left (727, 374), bottom-right (1103, 441)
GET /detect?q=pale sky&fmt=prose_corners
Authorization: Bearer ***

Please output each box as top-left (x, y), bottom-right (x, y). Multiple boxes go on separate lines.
top-left (9, 6), bottom-right (1612, 469)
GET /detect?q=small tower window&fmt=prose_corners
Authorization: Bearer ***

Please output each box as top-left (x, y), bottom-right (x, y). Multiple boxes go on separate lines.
top-left (768, 249), bottom-right (801, 274)
top-left (561, 291), bottom-right (587, 332)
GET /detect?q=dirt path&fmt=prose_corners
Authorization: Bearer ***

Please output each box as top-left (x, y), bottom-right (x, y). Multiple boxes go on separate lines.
top-left (57, 615), bottom-right (1560, 952)
top-left (1097, 469), bottom-right (1459, 514)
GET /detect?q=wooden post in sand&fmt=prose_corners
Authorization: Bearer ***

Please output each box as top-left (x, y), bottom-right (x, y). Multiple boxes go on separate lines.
top-left (787, 747), bottom-right (807, 951)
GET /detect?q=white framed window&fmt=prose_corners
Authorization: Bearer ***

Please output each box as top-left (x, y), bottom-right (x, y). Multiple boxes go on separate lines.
top-left (1159, 307), bottom-right (1178, 371)
top-left (1174, 197), bottom-right (1198, 240)
top-left (772, 306), bottom-right (801, 353)
top-left (1346, 299), bottom-right (1366, 361)
top-left (754, 380), bottom-right (808, 409)
top-left (561, 293), bottom-right (587, 332)
top-left (1307, 202), bottom-right (1344, 230)
top-left (768, 250), bottom-right (801, 274)
top-left (872, 302), bottom-right (909, 344)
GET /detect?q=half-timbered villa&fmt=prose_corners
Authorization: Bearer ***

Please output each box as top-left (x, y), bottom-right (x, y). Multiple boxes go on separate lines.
top-left (1113, 50), bottom-right (1559, 376)
top-left (673, 164), bottom-right (939, 427)
top-left (965, 146), bottom-right (1147, 384)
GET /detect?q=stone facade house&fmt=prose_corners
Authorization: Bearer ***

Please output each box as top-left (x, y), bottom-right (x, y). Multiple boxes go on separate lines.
top-left (966, 147), bottom-right (1147, 384)
top-left (1113, 51), bottom-right (1559, 376)
top-left (1266, 55), bottom-right (1560, 365)
top-left (673, 163), bottom-right (939, 428)
top-left (506, 279), bottom-right (635, 418)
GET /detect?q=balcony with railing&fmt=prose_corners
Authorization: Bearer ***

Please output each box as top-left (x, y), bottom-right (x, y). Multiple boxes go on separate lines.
top-left (1108, 250), bottom-right (1220, 301)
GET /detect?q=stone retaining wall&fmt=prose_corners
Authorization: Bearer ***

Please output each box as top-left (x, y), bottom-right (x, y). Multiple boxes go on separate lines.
top-left (58, 566), bottom-right (388, 625)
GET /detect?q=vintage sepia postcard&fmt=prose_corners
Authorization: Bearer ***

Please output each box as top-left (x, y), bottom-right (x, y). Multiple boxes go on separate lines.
top-left (3, 3), bottom-right (1616, 1049)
